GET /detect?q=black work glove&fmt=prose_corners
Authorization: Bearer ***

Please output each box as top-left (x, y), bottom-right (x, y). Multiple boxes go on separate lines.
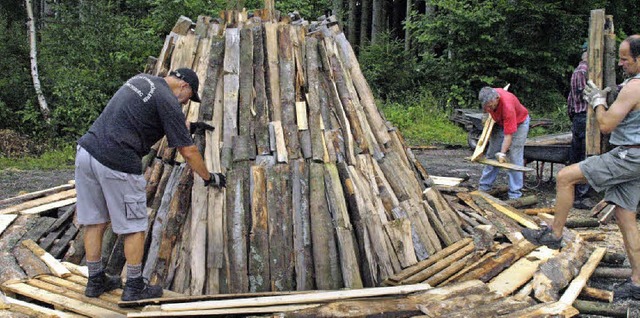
top-left (204, 172), bottom-right (226, 188)
top-left (190, 122), bottom-right (215, 135)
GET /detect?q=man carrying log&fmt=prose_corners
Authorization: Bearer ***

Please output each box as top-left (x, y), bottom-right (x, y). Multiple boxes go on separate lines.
top-left (567, 47), bottom-right (594, 209)
top-left (523, 35), bottom-right (640, 299)
top-left (75, 68), bottom-right (226, 301)
top-left (477, 86), bottom-right (531, 199)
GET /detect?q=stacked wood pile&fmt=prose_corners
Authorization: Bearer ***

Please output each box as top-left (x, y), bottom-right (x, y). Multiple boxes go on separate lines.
top-left (104, 9), bottom-right (475, 296)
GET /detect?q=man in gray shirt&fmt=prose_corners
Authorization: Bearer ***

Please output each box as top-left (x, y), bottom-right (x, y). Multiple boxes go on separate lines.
top-left (76, 68), bottom-right (225, 301)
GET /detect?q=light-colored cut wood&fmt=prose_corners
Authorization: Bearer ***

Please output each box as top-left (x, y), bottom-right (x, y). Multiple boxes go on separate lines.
top-left (21, 240), bottom-right (70, 278)
top-left (0, 214), bottom-right (17, 236)
top-left (470, 117), bottom-right (495, 161)
top-left (488, 246), bottom-right (558, 296)
top-left (129, 304), bottom-right (320, 317)
top-left (5, 295), bottom-right (84, 318)
top-left (0, 183), bottom-right (75, 207)
top-left (296, 101), bottom-right (308, 130)
top-left (473, 191), bottom-right (539, 229)
top-left (471, 157), bottom-right (535, 172)
top-left (270, 121), bottom-right (288, 163)
top-left (20, 198), bottom-right (77, 215)
top-left (0, 189), bottom-right (76, 214)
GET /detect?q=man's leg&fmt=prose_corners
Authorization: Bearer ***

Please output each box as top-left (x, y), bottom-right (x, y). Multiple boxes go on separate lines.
top-left (121, 231), bottom-right (163, 302)
top-left (84, 223), bottom-right (108, 263)
top-left (479, 130), bottom-right (503, 191)
top-left (616, 208), bottom-right (640, 284)
top-left (550, 163), bottom-right (588, 238)
top-left (124, 231), bottom-right (145, 265)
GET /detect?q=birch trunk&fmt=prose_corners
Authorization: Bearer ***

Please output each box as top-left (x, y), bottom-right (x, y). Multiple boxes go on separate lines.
top-left (25, 0), bottom-right (50, 122)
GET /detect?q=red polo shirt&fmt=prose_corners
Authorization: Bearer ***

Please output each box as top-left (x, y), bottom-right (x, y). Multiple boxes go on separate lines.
top-left (487, 88), bottom-right (529, 135)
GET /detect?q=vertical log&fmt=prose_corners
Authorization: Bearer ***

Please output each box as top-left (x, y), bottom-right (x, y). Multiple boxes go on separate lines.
top-left (264, 22), bottom-right (281, 121)
top-left (279, 24), bottom-right (301, 160)
top-left (239, 26), bottom-right (254, 135)
top-left (291, 159), bottom-right (314, 290)
top-left (249, 164), bottom-right (270, 292)
top-left (146, 159), bottom-right (164, 204)
top-left (189, 174), bottom-right (207, 295)
top-left (306, 37), bottom-right (326, 162)
top-left (384, 219), bottom-right (418, 268)
top-left (309, 162), bottom-right (342, 289)
top-left (324, 163), bottom-right (363, 289)
top-left (267, 164), bottom-right (294, 291)
top-left (586, 9), bottom-right (605, 155)
top-left (253, 24), bottom-right (271, 155)
top-left (225, 165), bottom-right (249, 293)
top-left (222, 28), bottom-right (240, 168)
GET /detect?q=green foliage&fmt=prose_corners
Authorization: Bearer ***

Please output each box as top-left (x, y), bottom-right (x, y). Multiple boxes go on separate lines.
top-left (405, 0), bottom-right (606, 113)
top-left (274, 0), bottom-right (331, 20)
top-left (0, 143), bottom-right (75, 170)
top-left (359, 32), bottom-right (421, 99)
top-left (380, 89), bottom-right (467, 146)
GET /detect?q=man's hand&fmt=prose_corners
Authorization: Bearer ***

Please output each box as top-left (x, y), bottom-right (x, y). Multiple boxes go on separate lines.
top-left (204, 172), bottom-right (226, 188)
top-left (495, 152), bottom-right (508, 163)
top-left (190, 122), bottom-right (215, 135)
top-left (583, 80), bottom-right (611, 110)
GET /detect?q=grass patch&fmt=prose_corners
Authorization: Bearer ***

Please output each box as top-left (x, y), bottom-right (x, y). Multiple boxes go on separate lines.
top-left (0, 143), bottom-right (75, 170)
top-left (380, 91), bottom-right (467, 146)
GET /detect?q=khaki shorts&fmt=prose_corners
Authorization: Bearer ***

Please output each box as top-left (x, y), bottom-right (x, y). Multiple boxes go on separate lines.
top-left (580, 146), bottom-right (640, 212)
top-left (75, 146), bottom-right (148, 234)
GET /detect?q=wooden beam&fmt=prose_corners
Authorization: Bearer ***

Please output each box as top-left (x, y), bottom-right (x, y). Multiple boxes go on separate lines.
top-left (586, 9), bottom-right (605, 155)
top-left (0, 183), bottom-right (74, 207)
top-left (470, 157), bottom-right (535, 172)
top-left (470, 117), bottom-right (495, 161)
top-left (21, 239), bottom-right (70, 278)
top-left (0, 189), bottom-right (76, 214)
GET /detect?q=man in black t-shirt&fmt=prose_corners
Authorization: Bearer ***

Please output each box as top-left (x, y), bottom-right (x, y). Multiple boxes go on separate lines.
top-left (75, 68), bottom-right (226, 301)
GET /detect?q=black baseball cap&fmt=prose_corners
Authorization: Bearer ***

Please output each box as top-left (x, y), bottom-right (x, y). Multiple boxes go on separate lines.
top-left (170, 68), bottom-right (201, 102)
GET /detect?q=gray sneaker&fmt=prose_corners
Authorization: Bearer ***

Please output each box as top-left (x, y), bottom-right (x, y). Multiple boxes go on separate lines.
top-left (521, 226), bottom-right (562, 250)
top-left (613, 278), bottom-right (640, 300)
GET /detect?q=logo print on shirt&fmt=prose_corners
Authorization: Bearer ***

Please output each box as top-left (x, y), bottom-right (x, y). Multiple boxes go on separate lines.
top-left (125, 76), bottom-right (156, 103)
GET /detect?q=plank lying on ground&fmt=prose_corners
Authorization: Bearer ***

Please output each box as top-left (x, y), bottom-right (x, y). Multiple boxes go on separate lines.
top-left (4, 295), bottom-right (84, 318)
top-left (159, 284), bottom-right (432, 312)
top-left (468, 158), bottom-right (535, 172)
top-left (0, 189), bottom-right (77, 214)
top-left (129, 304), bottom-right (320, 317)
top-left (431, 176), bottom-right (465, 187)
top-left (20, 198), bottom-right (77, 215)
top-left (119, 290), bottom-right (321, 308)
top-left (3, 282), bottom-right (125, 318)
top-left (0, 183), bottom-right (74, 207)
top-left (472, 191), bottom-right (538, 229)
top-left (488, 246), bottom-right (558, 296)
top-left (0, 214), bottom-right (17, 236)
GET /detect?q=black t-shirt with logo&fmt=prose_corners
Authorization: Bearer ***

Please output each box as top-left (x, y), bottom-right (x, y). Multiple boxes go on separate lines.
top-left (79, 74), bottom-right (193, 174)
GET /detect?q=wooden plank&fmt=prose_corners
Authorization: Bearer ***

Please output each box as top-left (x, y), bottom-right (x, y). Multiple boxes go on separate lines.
top-left (160, 284), bottom-right (432, 312)
top-left (238, 26), bottom-right (254, 136)
top-left (38, 275), bottom-right (121, 304)
top-left (0, 214), bottom-right (17, 237)
top-left (252, 23), bottom-right (271, 155)
top-left (558, 247), bottom-right (606, 304)
top-left (222, 28), bottom-right (240, 168)
top-left (384, 219), bottom-right (418, 268)
top-left (470, 117), bottom-right (495, 161)
top-left (50, 224), bottom-right (79, 259)
top-left (13, 244), bottom-right (51, 278)
top-left (296, 101), bottom-right (308, 130)
top-left (473, 191), bottom-right (539, 229)
top-left (488, 246), bottom-right (558, 296)
top-left (278, 24), bottom-right (300, 160)
top-left (586, 9), bottom-right (605, 155)
top-left (225, 165), bottom-right (249, 293)
top-left (4, 282), bottom-right (125, 318)
top-left (0, 183), bottom-right (74, 207)
top-left (269, 121), bottom-right (288, 163)
top-left (189, 173), bottom-right (207, 295)
top-left (0, 189), bottom-right (76, 215)
top-left (264, 22), bottom-right (281, 121)
top-left (4, 295), bottom-right (84, 318)
top-left (470, 157), bottom-right (535, 172)
top-left (21, 239), bottom-right (70, 278)
top-left (26, 279), bottom-right (129, 314)
top-left (129, 304), bottom-right (320, 317)
top-left (266, 163), bottom-right (294, 291)
top-left (249, 165), bottom-right (270, 292)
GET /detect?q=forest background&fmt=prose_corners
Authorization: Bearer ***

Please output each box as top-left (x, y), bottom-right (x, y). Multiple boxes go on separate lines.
top-left (1, 0), bottom-right (639, 167)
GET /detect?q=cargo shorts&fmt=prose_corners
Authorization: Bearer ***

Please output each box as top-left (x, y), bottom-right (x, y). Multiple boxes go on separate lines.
top-left (75, 146), bottom-right (148, 234)
top-left (580, 146), bottom-right (640, 212)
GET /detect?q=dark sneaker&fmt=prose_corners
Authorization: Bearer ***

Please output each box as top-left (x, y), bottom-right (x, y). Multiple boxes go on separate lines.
top-left (521, 226), bottom-right (562, 250)
top-left (121, 277), bottom-right (163, 302)
top-left (613, 278), bottom-right (640, 300)
top-left (85, 271), bottom-right (122, 297)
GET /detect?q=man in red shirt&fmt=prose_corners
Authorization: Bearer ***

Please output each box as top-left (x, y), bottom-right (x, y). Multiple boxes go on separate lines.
top-left (477, 86), bottom-right (531, 199)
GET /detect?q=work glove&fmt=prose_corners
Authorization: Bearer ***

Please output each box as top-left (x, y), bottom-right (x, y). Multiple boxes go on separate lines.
top-left (189, 122), bottom-right (215, 135)
top-left (495, 152), bottom-right (508, 163)
top-left (583, 80), bottom-right (611, 110)
top-left (204, 172), bottom-right (226, 188)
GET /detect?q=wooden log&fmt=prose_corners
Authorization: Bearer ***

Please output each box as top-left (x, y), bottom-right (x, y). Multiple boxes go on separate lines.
top-left (238, 26), bottom-right (254, 136)
top-left (4, 295), bottom-right (83, 318)
top-left (589, 199), bottom-right (608, 217)
top-left (21, 239), bottom-right (70, 278)
top-left (249, 165), bottom-right (270, 292)
top-left (270, 121), bottom-right (289, 163)
top-left (505, 195), bottom-right (538, 208)
top-left (377, 151), bottom-right (422, 201)
top-left (0, 189), bottom-right (76, 215)
top-left (566, 217), bottom-right (600, 228)
top-left (189, 170), bottom-right (207, 295)
top-left (390, 205), bottom-right (430, 261)
top-left (144, 164), bottom-right (182, 280)
top-left (146, 159), bottom-right (165, 204)
top-left (309, 162), bottom-right (342, 290)
top-left (586, 9), bottom-right (605, 155)
top-left (149, 165), bottom-right (192, 286)
top-left (324, 163), bottom-right (363, 289)
top-left (225, 165), bottom-right (249, 293)
top-left (385, 238), bottom-right (472, 285)
top-left (105, 234), bottom-right (125, 277)
top-left (532, 240), bottom-right (590, 302)
top-left (305, 37), bottom-right (326, 162)
top-left (0, 183), bottom-right (75, 208)
top-left (149, 163), bottom-right (174, 211)
top-left (383, 219), bottom-right (418, 268)
top-left (267, 163), bottom-right (294, 291)
top-left (38, 275), bottom-right (121, 304)
top-left (63, 226), bottom-right (85, 264)
top-left (427, 253), bottom-right (478, 287)
top-left (579, 286), bottom-right (613, 302)
top-left (264, 22), bottom-right (281, 121)
top-left (402, 242), bottom-right (476, 285)
top-left (130, 305), bottom-right (320, 317)
top-left (278, 24), bottom-right (300, 160)
top-left (450, 239), bottom-right (537, 284)
top-left (573, 299), bottom-right (627, 317)
top-left (232, 134), bottom-right (257, 162)
top-left (100, 225), bottom-right (118, 271)
top-left (160, 284), bottom-right (431, 312)
top-left (39, 221), bottom-right (67, 251)
top-left (291, 160), bottom-right (314, 290)
top-left (593, 267), bottom-right (631, 279)
top-left (470, 116), bottom-right (495, 161)
top-left (252, 24), bottom-right (271, 155)
top-left (523, 207), bottom-right (554, 215)
top-left (222, 28), bottom-right (240, 168)
top-left (49, 224), bottom-right (79, 259)
top-left (599, 204), bottom-right (616, 224)
top-left (0, 252), bottom-right (27, 285)
top-left (19, 217), bottom-right (57, 247)
top-left (558, 247), bottom-right (607, 306)
top-left (424, 188), bottom-right (464, 243)
top-left (169, 213), bottom-right (191, 293)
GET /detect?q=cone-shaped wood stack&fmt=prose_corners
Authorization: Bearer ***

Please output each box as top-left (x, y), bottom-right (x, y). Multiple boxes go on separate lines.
top-left (131, 9), bottom-right (467, 296)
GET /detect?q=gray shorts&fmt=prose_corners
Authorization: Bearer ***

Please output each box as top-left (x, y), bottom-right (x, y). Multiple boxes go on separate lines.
top-left (580, 146), bottom-right (640, 212)
top-left (75, 146), bottom-right (148, 234)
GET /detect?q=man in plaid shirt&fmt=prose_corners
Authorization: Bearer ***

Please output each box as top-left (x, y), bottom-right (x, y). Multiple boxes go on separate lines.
top-left (567, 50), bottom-right (593, 209)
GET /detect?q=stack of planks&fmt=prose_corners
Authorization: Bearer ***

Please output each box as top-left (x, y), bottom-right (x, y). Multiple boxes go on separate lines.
top-left (0, 183), bottom-right (86, 286)
top-left (104, 9), bottom-right (470, 296)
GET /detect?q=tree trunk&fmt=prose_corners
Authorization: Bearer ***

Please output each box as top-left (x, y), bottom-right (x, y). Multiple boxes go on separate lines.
top-left (359, 0), bottom-right (371, 47)
top-left (371, 0), bottom-right (382, 44)
top-left (25, 0), bottom-right (50, 122)
top-left (347, 0), bottom-right (358, 46)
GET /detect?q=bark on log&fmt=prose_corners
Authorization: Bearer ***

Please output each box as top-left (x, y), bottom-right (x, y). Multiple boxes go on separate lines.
top-left (63, 226), bottom-right (86, 264)
top-left (249, 165), bottom-right (270, 292)
top-left (309, 162), bottom-right (342, 290)
top-left (0, 252), bottom-right (27, 285)
top-left (278, 24), bottom-right (301, 160)
top-left (291, 160), bottom-right (314, 290)
top-left (532, 240), bottom-right (589, 302)
top-left (252, 24), bottom-right (271, 155)
top-left (505, 195), bottom-right (538, 208)
top-left (573, 300), bottom-right (628, 317)
top-left (383, 218), bottom-right (418, 268)
top-left (593, 267), bottom-right (631, 279)
top-left (264, 22), bottom-right (281, 121)
top-left (50, 224), bottom-right (79, 259)
top-left (21, 239), bottom-right (70, 278)
top-left (305, 37), bottom-right (326, 162)
top-left (226, 165), bottom-right (249, 293)
top-left (238, 26), bottom-right (254, 136)
top-left (222, 28), bottom-right (240, 169)
top-left (267, 163), bottom-right (294, 291)
top-left (13, 244), bottom-right (51, 278)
